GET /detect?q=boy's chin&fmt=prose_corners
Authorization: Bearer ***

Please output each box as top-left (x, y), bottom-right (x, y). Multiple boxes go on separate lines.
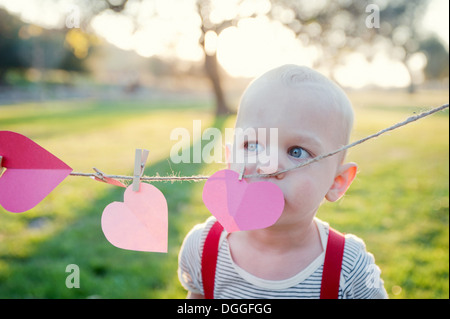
top-left (263, 214), bottom-right (292, 230)
top-left (270, 208), bottom-right (315, 228)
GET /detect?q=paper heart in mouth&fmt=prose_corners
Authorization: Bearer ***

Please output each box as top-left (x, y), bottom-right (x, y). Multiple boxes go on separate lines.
top-left (101, 183), bottom-right (168, 253)
top-left (0, 131), bottom-right (73, 213)
top-left (202, 169), bottom-right (285, 232)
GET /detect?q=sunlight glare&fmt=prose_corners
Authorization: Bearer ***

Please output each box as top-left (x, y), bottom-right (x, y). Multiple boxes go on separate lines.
top-left (0, 0), bottom-right (68, 29)
top-left (91, 12), bottom-right (134, 51)
top-left (334, 52), bottom-right (410, 89)
top-left (209, 0), bottom-right (240, 24)
top-left (90, 0), bottom-right (203, 61)
top-left (204, 30), bottom-right (218, 56)
top-left (421, 0), bottom-right (449, 50)
top-left (1, 0), bottom-right (446, 89)
top-left (217, 17), bottom-right (317, 78)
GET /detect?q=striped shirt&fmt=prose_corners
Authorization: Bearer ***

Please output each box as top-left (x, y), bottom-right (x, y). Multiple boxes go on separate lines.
top-left (178, 216), bottom-right (388, 299)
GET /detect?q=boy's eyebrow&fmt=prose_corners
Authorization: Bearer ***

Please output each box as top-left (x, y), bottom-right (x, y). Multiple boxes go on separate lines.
top-left (238, 126), bottom-right (325, 151)
top-left (291, 132), bottom-right (324, 150)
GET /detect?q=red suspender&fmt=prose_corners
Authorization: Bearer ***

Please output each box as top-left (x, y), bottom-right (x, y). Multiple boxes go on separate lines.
top-left (320, 227), bottom-right (346, 299)
top-left (201, 221), bottom-right (224, 299)
top-left (201, 221), bottom-right (345, 299)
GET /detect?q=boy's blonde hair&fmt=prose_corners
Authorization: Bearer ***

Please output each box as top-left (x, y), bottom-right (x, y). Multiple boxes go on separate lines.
top-left (239, 64), bottom-right (354, 147)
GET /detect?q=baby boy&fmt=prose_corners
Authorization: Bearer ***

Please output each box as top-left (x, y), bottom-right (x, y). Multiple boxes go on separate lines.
top-left (178, 64), bottom-right (388, 299)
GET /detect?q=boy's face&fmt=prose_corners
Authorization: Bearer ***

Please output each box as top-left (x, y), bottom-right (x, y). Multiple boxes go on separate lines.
top-left (230, 80), bottom-right (353, 228)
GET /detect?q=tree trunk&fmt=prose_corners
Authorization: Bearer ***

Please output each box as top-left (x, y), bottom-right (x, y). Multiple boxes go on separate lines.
top-left (404, 58), bottom-right (417, 94)
top-left (0, 69), bottom-right (6, 85)
top-left (204, 52), bottom-right (230, 116)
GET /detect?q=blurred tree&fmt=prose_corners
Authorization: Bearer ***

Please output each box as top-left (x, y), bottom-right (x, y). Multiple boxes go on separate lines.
top-left (0, 8), bottom-right (29, 84)
top-left (62, 29), bottom-right (98, 72)
top-left (420, 36), bottom-right (449, 82)
top-left (78, 0), bottom-right (445, 112)
top-left (273, 0), bottom-right (435, 92)
top-left (17, 28), bottom-right (83, 71)
top-left (196, 0), bottom-right (230, 115)
top-left (94, 0), bottom-right (241, 114)
top-left (0, 8), bottom-right (89, 85)
top-left (5, 0), bottom-right (443, 99)
top-left (374, 0), bottom-right (431, 93)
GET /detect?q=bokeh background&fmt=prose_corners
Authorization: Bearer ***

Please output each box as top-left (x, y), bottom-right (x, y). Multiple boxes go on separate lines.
top-left (0, 0), bottom-right (448, 299)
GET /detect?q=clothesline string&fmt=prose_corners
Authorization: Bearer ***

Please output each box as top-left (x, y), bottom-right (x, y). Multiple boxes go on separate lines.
top-left (69, 103), bottom-right (449, 182)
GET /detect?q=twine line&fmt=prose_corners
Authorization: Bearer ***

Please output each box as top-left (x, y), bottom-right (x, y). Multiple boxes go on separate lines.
top-left (69, 171), bottom-right (210, 182)
top-left (69, 103), bottom-right (448, 182)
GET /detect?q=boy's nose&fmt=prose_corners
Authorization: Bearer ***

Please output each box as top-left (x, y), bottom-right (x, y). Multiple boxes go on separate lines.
top-left (274, 171), bottom-right (286, 180)
top-left (256, 166), bottom-right (286, 180)
top-left (256, 150), bottom-right (288, 179)
top-left (256, 163), bottom-right (277, 175)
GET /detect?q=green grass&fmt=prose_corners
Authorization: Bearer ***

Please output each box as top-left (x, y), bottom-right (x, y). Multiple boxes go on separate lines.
top-left (0, 91), bottom-right (448, 299)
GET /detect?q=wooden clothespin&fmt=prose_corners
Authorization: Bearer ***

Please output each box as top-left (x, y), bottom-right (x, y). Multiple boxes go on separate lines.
top-left (133, 149), bottom-right (149, 192)
top-left (0, 156), bottom-right (5, 177)
top-left (93, 167), bottom-right (107, 182)
top-left (238, 164), bottom-right (245, 181)
top-left (92, 167), bottom-right (126, 188)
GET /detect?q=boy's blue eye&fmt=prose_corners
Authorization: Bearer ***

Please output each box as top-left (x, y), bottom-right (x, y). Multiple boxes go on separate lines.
top-left (245, 142), bottom-right (260, 152)
top-left (288, 146), bottom-right (309, 159)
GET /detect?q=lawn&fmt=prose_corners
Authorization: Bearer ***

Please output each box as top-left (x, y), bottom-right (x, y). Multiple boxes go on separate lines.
top-left (0, 90), bottom-right (448, 299)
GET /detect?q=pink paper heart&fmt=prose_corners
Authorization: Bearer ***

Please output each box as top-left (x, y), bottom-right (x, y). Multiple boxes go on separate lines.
top-left (0, 131), bottom-right (73, 213)
top-left (101, 183), bottom-right (168, 253)
top-left (202, 169), bottom-right (285, 232)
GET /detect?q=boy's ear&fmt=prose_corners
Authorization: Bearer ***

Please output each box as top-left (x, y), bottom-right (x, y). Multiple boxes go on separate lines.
top-left (325, 163), bottom-right (358, 202)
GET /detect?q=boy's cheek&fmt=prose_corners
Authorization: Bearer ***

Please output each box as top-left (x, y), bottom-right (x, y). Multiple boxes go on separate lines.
top-left (281, 177), bottom-right (323, 207)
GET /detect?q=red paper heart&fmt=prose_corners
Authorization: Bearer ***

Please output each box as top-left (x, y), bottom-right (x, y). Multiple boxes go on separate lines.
top-left (202, 169), bottom-right (285, 232)
top-left (0, 131), bottom-right (72, 213)
top-left (101, 183), bottom-right (168, 252)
